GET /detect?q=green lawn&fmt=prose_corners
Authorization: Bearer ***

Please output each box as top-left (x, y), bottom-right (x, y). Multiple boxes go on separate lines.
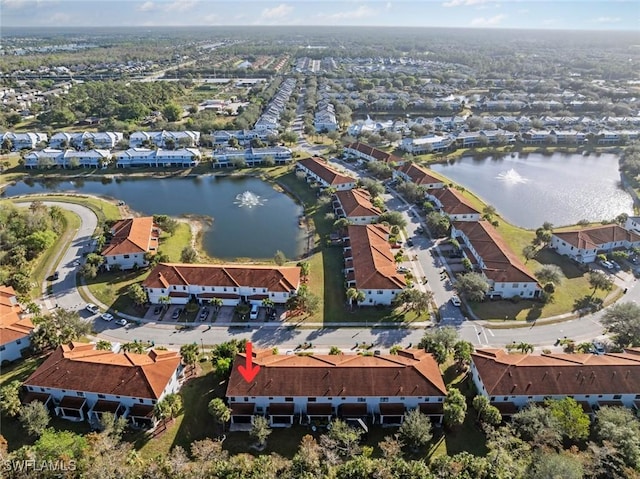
top-left (158, 222), bottom-right (192, 262)
top-left (84, 269), bottom-right (149, 316)
top-left (13, 194), bottom-right (121, 224)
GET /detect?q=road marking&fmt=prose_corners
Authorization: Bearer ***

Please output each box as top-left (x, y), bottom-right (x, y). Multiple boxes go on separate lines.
top-left (486, 328), bottom-right (495, 337)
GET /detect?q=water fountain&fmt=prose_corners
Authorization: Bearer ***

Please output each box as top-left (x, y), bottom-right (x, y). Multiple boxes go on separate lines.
top-left (496, 168), bottom-right (529, 185)
top-left (234, 191), bottom-right (266, 208)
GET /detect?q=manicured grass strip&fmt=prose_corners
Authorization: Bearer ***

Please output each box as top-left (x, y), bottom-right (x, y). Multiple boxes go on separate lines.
top-left (158, 222), bottom-right (192, 262)
top-left (13, 194), bottom-right (121, 225)
top-left (85, 269), bottom-right (149, 316)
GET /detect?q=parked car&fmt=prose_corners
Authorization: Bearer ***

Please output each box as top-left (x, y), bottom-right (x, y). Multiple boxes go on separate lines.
top-left (199, 308), bottom-right (209, 321)
top-left (599, 260), bottom-right (614, 270)
top-left (397, 266), bottom-right (410, 274)
top-left (171, 308), bottom-right (182, 320)
top-left (609, 260), bottom-right (621, 270)
top-left (406, 238), bottom-right (414, 247)
top-left (416, 227), bottom-right (424, 234)
top-left (450, 296), bottom-right (461, 307)
top-left (86, 304), bottom-right (99, 314)
top-left (52, 271), bottom-right (59, 280)
top-left (592, 341), bottom-right (605, 355)
top-left (115, 319), bottom-right (127, 326)
top-left (268, 310), bottom-right (277, 321)
top-left (153, 306), bottom-right (162, 315)
top-left (101, 313), bottom-right (114, 321)
top-left (249, 304), bottom-right (259, 320)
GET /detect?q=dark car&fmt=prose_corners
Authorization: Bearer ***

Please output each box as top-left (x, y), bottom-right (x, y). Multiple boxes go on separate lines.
top-left (52, 271), bottom-right (60, 280)
top-left (199, 308), bottom-right (209, 321)
top-left (171, 308), bottom-right (182, 320)
top-left (153, 306), bottom-right (162, 315)
top-left (406, 239), bottom-right (414, 247)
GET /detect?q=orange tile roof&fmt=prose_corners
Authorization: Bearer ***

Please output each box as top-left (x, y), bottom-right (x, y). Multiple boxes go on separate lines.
top-left (24, 342), bottom-right (181, 399)
top-left (297, 157), bottom-right (355, 186)
top-left (395, 163), bottom-right (443, 186)
top-left (553, 224), bottom-right (640, 250)
top-left (472, 349), bottom-right (640, 397)
top-left (101, 217), bottom-right (157, 256)
top-left (0, 285), bottom-right (32, 345)
top-left (452, 221), bottom-right (539, 284)
top-left (143, 263), bottom-right (300, 293)
top-left (226, 349), bottom-right (447, 398)
top-left (334, 188), bottom-right (382, 219)
top-left (346, 142), bottom-right (403, 164)
top-left (430, 188), bottom-right (480, 216)
top-left (346, 224), bottom-right (406, 290)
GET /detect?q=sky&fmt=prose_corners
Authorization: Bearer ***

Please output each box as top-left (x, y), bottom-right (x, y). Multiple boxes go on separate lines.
top-left (0, 0), bottom-right (638, 30)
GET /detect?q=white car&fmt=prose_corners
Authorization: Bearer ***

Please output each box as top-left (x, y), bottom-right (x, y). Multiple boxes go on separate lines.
top-left (115, 319), bottom-right (127, 326)
top-left (450, 296), bottom-right (462, 307)
top-left (86, 304), bottom-right (99, 314)
top-left (101, 313), bottom-right (114, 321)
top-left (249, 304), bottom-right (259, 320)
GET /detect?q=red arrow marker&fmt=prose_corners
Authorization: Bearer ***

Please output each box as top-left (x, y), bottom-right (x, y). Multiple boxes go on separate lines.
top-left (238, 341), bottom-right (260, 383)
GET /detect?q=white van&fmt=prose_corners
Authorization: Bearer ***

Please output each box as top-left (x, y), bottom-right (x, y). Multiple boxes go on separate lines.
top-left (249, 304), bottom-right (259, 320)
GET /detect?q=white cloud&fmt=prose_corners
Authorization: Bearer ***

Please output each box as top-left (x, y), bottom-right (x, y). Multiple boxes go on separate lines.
top-left (261, 3), bottom-right (293, 20)
top-left (595, 16), bottom-right (621, 24)
top-left (137, 1), bottom-right (155, 12)
top-left (164, 0), bottom-right (198, 12)
top-left (319, 5), bottom-right (377, 21)
top-left (1, 0), bottom-right (54, 10)
top-left (443, 0), bottom-right (496, 7)
top-left (470, 13), bottom-right (506, 27)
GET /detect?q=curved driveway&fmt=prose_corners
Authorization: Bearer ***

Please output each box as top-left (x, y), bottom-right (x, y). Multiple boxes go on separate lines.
top-left (25, 200), bottom-right (624, 351)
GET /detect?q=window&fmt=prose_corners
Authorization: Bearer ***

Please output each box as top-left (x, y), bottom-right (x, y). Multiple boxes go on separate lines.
top-left (308, 398), bottom-right (316, 402)
top-left (98, 394), bottom-right (105, 399)
top-left (40, 388), bottom-right (45, 392)
top-left (183, 286), bottom-right (186, 291)
top-left (139, 399), bottom-right (143, 403)
top-left (377, 290), bottom-right (383, 294)
top-left (244, 397), bottom-right (249, 402)
top-left (613, 395), bottom-right (622, 400)
top-left (357, 398), bottom-right (365, 402)
top-left (285, 397), bottom-right (293, 402)
top-left (380, 397), bottom-right (389, 403)
top-left (0, 346), bottom-right (4, 351)
top-left (512, 283), bottom-right (519, 288)
top-left (202, 287), bottom-right (205, 291)
top-left (223, 287), bottom-right (227, 292)
top-left (490, 397), bottom-right (495, 401)
top-left (76, 392), bottom-right (84, 397)
top-left (252, 288), bottom-right (256, 292)
top-left (16, 339), bottom-right (21, 344)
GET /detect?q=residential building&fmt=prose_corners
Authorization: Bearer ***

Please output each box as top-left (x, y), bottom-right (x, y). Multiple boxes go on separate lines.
top-left (24, 148), bottom-right (111, 169)
top-left (143, 263), bottom-right (301, 306)
top-left (212, 129), bottom-right (278, 146)
top-left (333, 188), bottom-right (382, 224)
top-left (400, 135), bottom-right (453, 154)
top-left (212, 146), bottom-right (292, 167)
top-left (470, 348), bottom-right (640, 418)
top-left (520, 129), bottom-right (551, 145)
top-left (451, 221), bottom-right (541, 299)
top-left (625, 216), bottom-right (640, 235)
top-left (296, 157), bottom-right (356, 190)
top-left (343, 224), bottom-right (407, 306)
top-left (22, 342), bottom-right (183, 427)
top-left (0, 285), bottom-right (33, 362)
top-left (456, 131), bottom-right (482, 148)
top-left (115, 148), bottom-right (201, 168)
top-left (226, 348), bottom-right (447, 427)
top-left (71, 131), bottom-right (123, 150)
top-left (550, 224), bottom-right (640, 264)
top-left (101, 217), bottom-right (159, 271)
top-left (480, 129), bottom-right (516, 145)
top-left (314, 101), bottom-right (338, 132)
top-left (0, 132), bottom-right (48, 150)
top-left (426, 188), bottom-right (481, 222)
top-left (393, 162), bottom-right (445, 190)
top-left (549, 129), bottom-right (587, 144)
top-left (49, 132), bottom-right (76, 149)
top-left (344, 142), bottom-right (403, 164)
top-left (129, 130), bottom-right (200, 148)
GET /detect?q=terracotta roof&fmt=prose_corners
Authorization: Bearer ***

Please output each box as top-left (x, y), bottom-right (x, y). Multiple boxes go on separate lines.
top-left (101, 217), bottom-right (158, 256)
top-left (395, 163), bottom-right (443, 186)
top-left (143, 263), bottom-right (300, 293)
top-left (24, 342), bottom-right (181, 400)
top-left (297, 157), bottom-right (355, 186)
top-left (346, 224), bottom-right (407, 290)
top-left (226, 349), bottom-right (446, 398)
top-left (346, 142), bottom-right (403, 164)
top-left (472, 349), bottom-right (640, 397)
top-left (452, 221), bottom-right (540, 284)
top-left (429, 188), bottom-right (480, 216)
top-left (552, 224), bottom-right (640, 250)
top-left (334, 188), bottom-right (382, 219)
top-left (0, 285), bottom-right (32, 346)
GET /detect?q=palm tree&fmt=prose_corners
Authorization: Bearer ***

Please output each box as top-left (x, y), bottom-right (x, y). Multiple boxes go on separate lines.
top-left (208, 398), bottom-right (231, 433)
top-left (180, 343), bottom-right (199, 376)
top-left (515, 342), bottom-right (534, 353)
top-left (298, 261), bottom-right (310, 282)
top-left (261, 298), bottom-right (275, 313)
top-left (158, 296), bottom-right (171, 311)
top-left (211, 298), bottom-right (223, 313)
top-left (346, 288), bottom-right (359, 310)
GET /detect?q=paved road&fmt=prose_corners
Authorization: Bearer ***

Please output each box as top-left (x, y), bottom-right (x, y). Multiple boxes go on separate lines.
top-left (22, 189), bottom-right (630, 352)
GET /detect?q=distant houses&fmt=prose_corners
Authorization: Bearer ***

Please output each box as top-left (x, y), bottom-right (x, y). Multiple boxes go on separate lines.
top-left (115, 148), bottom-right (201, 168)
top-left (0, 285), bottom-right (33, 362)
top-left (393, 162), bottom-right (445, 190)
top-left (142, 263), bottom-right (301, 306)
top-left (0, 132), bottom-right (48, 150)
top-left (24, 148), bottom-right (111, 169)
top-left (344, 142), bottom-right (403, 164)
top-left (550, 224), bottom-right (640, 264)
top-left (22, 342), bottom-right (183, 428)
top-left (211, 146), bottom-right (292, 167)
top-left (101, 217), bottom-right (159, 271)
top-left (470, 348), bottom-right (640, 418)
top-left (226, 348), bottom-right (447, 427)
top-left (343, 224), bottom-right (407, 306)
top-left (129, 130), bottom-right (200, 148)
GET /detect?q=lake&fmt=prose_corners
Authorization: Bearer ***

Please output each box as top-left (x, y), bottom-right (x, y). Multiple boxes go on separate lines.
top-left (430, 152), bottom-right (633, 229)
top-left (2, 175), bottom-right (305, 260)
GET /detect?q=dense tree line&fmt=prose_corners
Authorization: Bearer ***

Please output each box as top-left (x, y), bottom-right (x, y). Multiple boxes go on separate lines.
top-left (0, 202), bottom-right (65, 296)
